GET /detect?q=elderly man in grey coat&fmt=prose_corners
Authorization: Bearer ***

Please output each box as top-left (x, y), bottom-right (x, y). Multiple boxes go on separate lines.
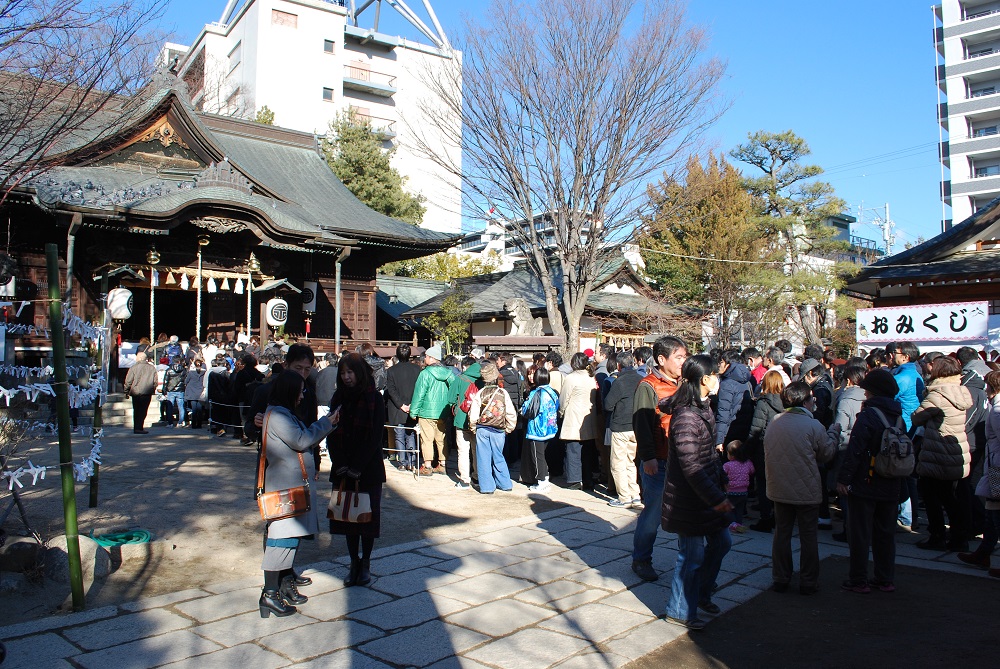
top-left (764, 381), bottom-right (840, 594)
top-left (123, 352), bottom-right (158, 434)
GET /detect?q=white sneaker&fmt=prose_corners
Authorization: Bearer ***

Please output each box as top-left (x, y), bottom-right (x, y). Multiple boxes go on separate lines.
top-left (529, 478), bottom-right (552, 492)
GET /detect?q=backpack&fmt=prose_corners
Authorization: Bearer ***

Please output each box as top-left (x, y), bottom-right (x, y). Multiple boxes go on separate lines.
top-left (477, 386), bottom-right (508, 430)
top-left (871, 407), bottom-right (915, 478)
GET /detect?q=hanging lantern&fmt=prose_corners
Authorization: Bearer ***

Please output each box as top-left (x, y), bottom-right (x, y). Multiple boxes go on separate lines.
top-left (180, 273), bottom-right (189, 290)
top-left (234, 278), bottom-right (244, 295)
top-left (207, 277), bottom-right (217, 293)
top-left (165, 272), bottom-right (176, 284)
top-left (221, 277), bottom-right (230, 290)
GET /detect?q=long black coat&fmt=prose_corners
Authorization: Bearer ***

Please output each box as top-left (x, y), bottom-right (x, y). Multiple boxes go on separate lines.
top-left (386, 360), bottom-right (421, 425)
top-left (837, 394), bottom-right (903, 501)
top-left (661, 403), bottom-right (729, 536)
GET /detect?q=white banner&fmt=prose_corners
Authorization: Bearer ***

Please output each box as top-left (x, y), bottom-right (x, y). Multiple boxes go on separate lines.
top-left (857, 301), bottom-right (990, 345)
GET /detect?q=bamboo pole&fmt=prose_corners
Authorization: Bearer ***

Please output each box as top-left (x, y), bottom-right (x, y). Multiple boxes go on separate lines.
top-left (47, 243), bottom-right (85, 610)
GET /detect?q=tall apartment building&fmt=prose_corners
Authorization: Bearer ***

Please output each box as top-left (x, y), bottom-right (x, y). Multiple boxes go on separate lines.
top-left (935, 0), bottom-right (1000, 230)
top-left (167, 0), bottom-right (462, 234)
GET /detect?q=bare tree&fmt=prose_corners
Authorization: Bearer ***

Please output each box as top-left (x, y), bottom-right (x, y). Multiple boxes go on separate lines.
top-left (0, 0), bottom-right (166, 209)
top-left (408, 0), bottom-right (725, 351)
top-left (188, 53), bottom-right (257, 119)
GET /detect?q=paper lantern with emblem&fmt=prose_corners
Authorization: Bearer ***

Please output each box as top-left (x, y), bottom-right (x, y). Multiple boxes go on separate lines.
top-left (107, 288), bottom-right (134, 320)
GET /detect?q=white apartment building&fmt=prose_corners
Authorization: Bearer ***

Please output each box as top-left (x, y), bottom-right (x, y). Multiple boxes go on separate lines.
top-left (168, 0), bottom-right (462, 234)
top-left (935, 0), bottom-right (1000, 230)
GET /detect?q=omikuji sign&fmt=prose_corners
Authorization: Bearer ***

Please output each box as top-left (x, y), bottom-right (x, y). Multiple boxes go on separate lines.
top-left (857, 301), bottom-right (990, 345)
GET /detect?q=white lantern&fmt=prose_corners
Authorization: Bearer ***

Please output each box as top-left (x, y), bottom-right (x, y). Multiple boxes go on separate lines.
top-left (107, 288), bottom-right (134, 320)
top-left (265, 298), bottom-right (288, 326)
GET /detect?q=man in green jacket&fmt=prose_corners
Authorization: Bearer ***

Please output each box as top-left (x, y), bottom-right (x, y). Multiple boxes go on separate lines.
top-left (410, 345), bottom-right (455, 476)
top-left (448, 358), bottom-right (481, 489)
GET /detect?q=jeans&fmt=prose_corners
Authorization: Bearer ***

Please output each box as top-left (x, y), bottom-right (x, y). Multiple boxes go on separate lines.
top-left (475, 427), bottom-right (512, 493)
top-left (632, 459), bottom-right (666, 563)
top-left (166, 391), bottom-right (185, 424)
top-left (394, 423), bottom-right (417, 468)
top-left (666, 528), bottom-right (732, 621)
top-left (186, 400), bottom-right (203, 427)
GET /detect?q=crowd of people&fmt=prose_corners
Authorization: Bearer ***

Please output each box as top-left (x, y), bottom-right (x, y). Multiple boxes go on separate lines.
top-left (122, 331), bottom-right (1000, 627)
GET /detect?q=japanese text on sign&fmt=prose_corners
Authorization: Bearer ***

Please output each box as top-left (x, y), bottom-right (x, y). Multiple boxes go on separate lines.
top-left (857, 301), bottom-right (989, 344)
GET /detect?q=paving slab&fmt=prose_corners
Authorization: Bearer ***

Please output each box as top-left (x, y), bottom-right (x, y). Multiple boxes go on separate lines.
top-left (561, 545), bottom-right (629, 567)
top-left (300, 585), bottom-right (393, 620)
top-left (429, 572), bottom-right (535, 605)
top-left (514, 579), bottom-right (591, 606)
top-left (359, 619), bottom-right (490, 667)
top-left (602, 617), bottom-right (686, 663)
top-left (351, 590), bottom-right (471, 631)
top-left (416, 539), bottom-right (501, 560)
top-left (503, 540), bottom-right (570, 559)
top-left (367, 550), bottom-right (445, 576)
top-left (171, 586), bottom-right (261, 623)
top-left (434, 551), bottom-right (525, 577)
top-left (191, 608), bottom-right (321, 647)
top-left (445, 598), bottom-right (556, 636)
top-left (62, 608), bottom-right (193, 650)
top-left (465, 627), bottom-right (592, 669)
top-left (497, 556), bottom-right (589, 584)
top-left (120, 589), bottom-right (211, 613)
top-left (552, 649), bottom-right (631, 669)
top-left (423, 656), bottom-right (496, 669)
top-left (259, 619), bottom-right (383, 662)
top-left (537, 602), bottom-right (652, 643)
top-left (369, 566), bottom-right (465, 598)
top-left (476, 526), bottom-right (548, 547)
top-left (598, 582), bottom-right (669, 616)
top-left (564, 561), bottom-right (643, 592)
top-left (1, 632), bottom-right (80, 669)
top-left (0, 605), bottom-right (119, 640)
top-left (291, 648), bottom-right (393, 669)
top-left (542, 527), bottom-right (617, 549)
top-left (72, 629), bottom-right (223, 669)
top-left (158, 642), bottom-right (290, 669)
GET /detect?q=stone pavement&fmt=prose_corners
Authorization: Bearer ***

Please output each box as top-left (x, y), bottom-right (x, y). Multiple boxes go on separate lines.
top-left (1, 479), bottom-right (986, 669)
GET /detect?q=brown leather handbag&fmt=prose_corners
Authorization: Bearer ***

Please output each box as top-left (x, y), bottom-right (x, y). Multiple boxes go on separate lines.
top-left (256, 409), bottom-right (311, 521)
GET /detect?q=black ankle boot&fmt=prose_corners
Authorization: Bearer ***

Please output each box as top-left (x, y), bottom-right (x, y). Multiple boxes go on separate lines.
top-left (357, 558), bottom-right (371, 586)
top-left (280, 576), bottom-right (308, 604)
top-left (259, 588), bottom-right (296, 618)
top-left (290, 570), bottom-right (312, 587)
top-left (344, 559), bottom-right (361, 586)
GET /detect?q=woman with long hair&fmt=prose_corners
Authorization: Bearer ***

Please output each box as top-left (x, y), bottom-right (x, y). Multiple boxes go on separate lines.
top-left (959, 369), bottom-right (1000, 577)
top-left (259, 371), bottom-right (337, 618)
top-left (744, 370), bottom-right (786, 532)
top-left (328, 353), bottom-right (387, 586)
top-left (559, 352), bottom-right (599, 489)
top-left (660, 354), bottom-right (733, 630)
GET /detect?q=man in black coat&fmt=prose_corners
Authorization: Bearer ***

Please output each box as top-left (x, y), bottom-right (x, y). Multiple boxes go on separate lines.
top-left (386, 344), bottom-right (421, 469)
top-left (497, 351), bottom-right (524, 464)
top-left (245, 344), bottom-right (318, 444)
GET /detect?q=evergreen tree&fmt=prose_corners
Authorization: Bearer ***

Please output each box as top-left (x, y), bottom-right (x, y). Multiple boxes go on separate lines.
top-left (322, 110), bottom-right (426, 225)
top-left (254, 105), bottom-right (275, 125)
top-left (640, 154), bottom-right (785, 348)
top-left (381, 251), bottom-right (503, 282)
top-left (730, 130), bottom-right (854, 345)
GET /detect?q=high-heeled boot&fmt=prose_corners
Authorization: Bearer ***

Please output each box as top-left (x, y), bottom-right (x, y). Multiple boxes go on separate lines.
top-left (344, 559), bottom-right (361, 586)
top-left (259, 588), bottom-right (296, 618)
top-left (280, 576), bottom-right (308, 604)
top-left (357, 558), bottom-right (371, 586)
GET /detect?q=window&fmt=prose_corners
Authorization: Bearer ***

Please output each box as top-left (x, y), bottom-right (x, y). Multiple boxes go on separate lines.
top-left (322, 87), bottom-right (334, 102)
top-left (971, 85), bottom-right (996, 98)
top-left (974, 163), bottom-right (1000, 177)
top-left (324, 39), bottom-right (336, 54)
top-left (272, 9), bottom-right (297, 28)
top-left (970, 46), bottom-right (996, 58)
top-left (973, 125), bottom-right (999, 137)
top-left (228, 41), bottom-right (242, 73)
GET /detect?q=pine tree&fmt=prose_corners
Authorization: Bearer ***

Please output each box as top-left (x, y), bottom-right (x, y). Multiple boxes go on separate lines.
top-left (322, 110), bottom-right (426, 225)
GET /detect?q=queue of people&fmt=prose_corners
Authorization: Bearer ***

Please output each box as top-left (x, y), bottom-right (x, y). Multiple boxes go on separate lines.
top-left (177, 333), bottom-right (999, 626)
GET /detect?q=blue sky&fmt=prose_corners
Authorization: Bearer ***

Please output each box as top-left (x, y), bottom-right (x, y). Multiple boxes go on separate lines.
top-left (163, 0), bottom-right (944, 248)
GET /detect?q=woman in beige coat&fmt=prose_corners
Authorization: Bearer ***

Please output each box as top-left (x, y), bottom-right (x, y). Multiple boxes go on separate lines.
top-left (912, 356), bottom-right (974, 551)
top-left (559, 352), bottom-right (599, 489)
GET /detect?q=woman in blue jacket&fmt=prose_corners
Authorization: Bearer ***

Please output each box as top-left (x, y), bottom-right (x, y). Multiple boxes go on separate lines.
top-left (522, 367), bottom-right (559, 492)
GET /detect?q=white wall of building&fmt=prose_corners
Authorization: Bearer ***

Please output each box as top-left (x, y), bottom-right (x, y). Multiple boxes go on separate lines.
top-left (177, 0), bottom-right (462, 234)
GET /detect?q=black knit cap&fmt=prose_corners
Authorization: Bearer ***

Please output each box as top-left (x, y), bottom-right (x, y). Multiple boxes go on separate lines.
top-left (860, 368), bottom-right (899, 398)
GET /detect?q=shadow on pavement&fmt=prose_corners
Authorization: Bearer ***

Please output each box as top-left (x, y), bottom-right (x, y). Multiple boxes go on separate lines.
top-left (626, 555), bottom-right (1000, 669)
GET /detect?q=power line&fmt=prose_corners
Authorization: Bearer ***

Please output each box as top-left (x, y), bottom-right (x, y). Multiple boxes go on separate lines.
top-left (639, 247), bottom-right (783, 265)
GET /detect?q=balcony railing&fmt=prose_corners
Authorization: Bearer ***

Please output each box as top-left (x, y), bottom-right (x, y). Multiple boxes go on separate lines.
top-left (973, 126), bottom-right (999, 137)
top-left (969, 47), bottom-right (1000, 59)
top-left (970, 87), bottom-right (997, 98)
top-left (343, 65), bottom-right (397, 97)
top-left (352, 111), bottom-right (397, 138)
top-left (974, 166), bottom-right (1000, 177)
top-left (967, 8), bottom-right (1000, 20)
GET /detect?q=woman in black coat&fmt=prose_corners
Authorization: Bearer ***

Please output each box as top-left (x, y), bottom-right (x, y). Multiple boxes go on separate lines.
top-left (660, 354), bottom-right (734, 630)
top-left (328, 353), bottom-right (387, 587)
top-left (744, 370), bottom-right (787, 531)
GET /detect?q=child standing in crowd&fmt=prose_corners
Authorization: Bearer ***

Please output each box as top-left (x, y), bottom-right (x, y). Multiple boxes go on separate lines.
top-left (723, 441), bottom-right (754, 533)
